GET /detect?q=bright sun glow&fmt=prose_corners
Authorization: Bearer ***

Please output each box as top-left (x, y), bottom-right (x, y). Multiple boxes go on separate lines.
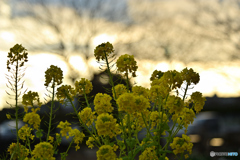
top-left (135, 59), bottom-right (240, 98)
top-left (0, 31), bottom-right (15, 42)
top-left (0, 52), bottom-right (69, 110)
top-left (69, 55), bottom-right (87, 73)
top-left (93, 34), bottom-right (116, 46)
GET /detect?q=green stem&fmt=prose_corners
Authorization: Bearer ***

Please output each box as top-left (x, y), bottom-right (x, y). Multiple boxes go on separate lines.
top-left (162, 121), bottom-right (177, 151)
top-left (27, 137), bottom-right (32, 157)
top-left (65, 140), bottom-right (74, 155)
top-left (141, 112), bottom-right (153, 139)
top-left (104, 52), bottom-right (117, 99)
top-left (83, 87), bottom-right (90, 108)
top-left (182, 83), bottom-right (189, 101)
top-left (67, 94), bottom-right (101, 147)
top-left (125, 73), bottom-right (130, 92)
top-left (15, 60), bottom-right (19, 153)
top-left (47, 82), bottom-right (55, 141)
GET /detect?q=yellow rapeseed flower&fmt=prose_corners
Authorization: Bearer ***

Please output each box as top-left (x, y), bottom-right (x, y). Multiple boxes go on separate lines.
top-left (96, 145), bottom-right (117, 160)
top-left (56, 133), bottom-right (61, 146)
top-left (69, 128), bottom-right (85, 151)
top-left (170, 134), bottom-right (193, 158)
top-left (139, 146), bottom-right (158, 160)
top-left (94, 42), bottom-right (114, 61)
top-left (44, 65), bottom-right (63, 88)
top-left (176, 108), bottom-right (196, 133)
top-left (78, 107), bottom-right (96, 126)
top-left (23, 112), bottom-right (41, 130)
top-left (132, 85), bottom-right (149, 99)
top-left (48, 136), bottom-right (54, 143)
top-left (32, 142), bottom-right (55, 160)
top-left (94, 93), bottom-right (113, 115)
top-left (57, 120), bottom-right (72, 139)
top-left (165, 95), bottom-right (184, 115)
top-left (18, 124), bottom-right (34, 141)
top-left (160, 70), bottom-right (183, 90)
top-left (181, 67), bottom-right (200, 85)
top-left (190, 91), bottom-right (206, 113)
top-left (150, 111), bottom-right (168, 130)
top-left (149, 81), bottom-right (170, 103)
top-left (7, 44), bottom-right (28, 71)
top-left (117, 93), bottom-right (150, 114)
top-left (75, 78), bottom-right (93, 95)
top-left (122, 111), bottom-right (150, 132)
top-left (116, 54), bottom-right (138, 77)
top-left (56, 85), bottom-right (76, 104)
top-left (86, 136), bottom-right (99, 149)
top-left (6, 114), bottom-right (11, 119)
top-left (7, 142), bottom-right (29, 160)
top-left (96, 113), bottom-right (120, 138)
top-left (112, 84), bottom-right (128, 100)
top-left (22, 91), bottom-right (42, 108)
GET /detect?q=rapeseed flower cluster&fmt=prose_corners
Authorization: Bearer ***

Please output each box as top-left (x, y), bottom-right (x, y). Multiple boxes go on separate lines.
top-left (75, 78), bottom-right (93, 95)
top-left (150, 111), bottom-right (168, 129)
top-left (31, 142), bottom-right (55, 160)
top-left (190, 91), bottom-right (206, 113)
top-left (116, 54), bottom-right (138, 77)
top-left (48, 135), bottom-right (54, 143)
top-left (57, 121), bottom-right (85, 150)
top-left (139, 146), bottom-right (158, 160)
top-left (96, 145), bottom-right (117, 160)
top-left (56, 84), bottom-right (75, 103)
top-left (112, 84), bottom-right (128, 99)
top-left (181, 67), bottom-right (200, 85)
top-left (165, 95), bottom-right (184, 115)
top-left (176, 108), bottom-right (195, 133)
top-left (22, 91), bottom-right (42, 112)
top-left (159, 70), bottom-right (183, 90)
top-left (79, 107), bottom-right (96, 126)
top-left (18, 124), bottom-right (34, 141)
top-left (6, 44), bottom-right (28, 71)
top-left (94, 93), bottom-right (113, 115)
top-left (44, 65), bottom-right (63, 87)
top-left (132, 86), bottom-right (149, 98)
top-left (117, 93), bottom-right (150, 114)
top-left (7, 143), bottom-right (29, 160)
top-left (69, 129), bottom-right (85, 151)
top-left (57, 120), bottom-right (72, 139)
top-left (4, 43), bottom-right (205, 160)
top-left (86, 136), bottom-right (99, 149)
top-left (170, 134), bottom-right (193, 159)
top-left (22, 91), bottom-right (42, 107)
top-left (122, 111), bottom-right (150, 131)
top-left (96, 113), bottom-right (121, 138)
top-left (23, 108), bottom-right (41, 130)
top-left (94, 42), bottom-right (114, 61)
top-left (149, 84), bottom-right (170, 104)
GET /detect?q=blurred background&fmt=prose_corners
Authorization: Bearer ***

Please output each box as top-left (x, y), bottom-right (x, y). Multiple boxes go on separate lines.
top-left (0, 0), bottom-right (240, 159)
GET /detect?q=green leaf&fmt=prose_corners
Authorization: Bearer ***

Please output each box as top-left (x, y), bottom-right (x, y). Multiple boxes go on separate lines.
top-left (35, 129), bottom-right (43, 138)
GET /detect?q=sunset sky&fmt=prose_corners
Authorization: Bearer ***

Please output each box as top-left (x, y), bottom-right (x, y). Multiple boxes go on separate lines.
top-left (1, 0), bottom-right (240, 110)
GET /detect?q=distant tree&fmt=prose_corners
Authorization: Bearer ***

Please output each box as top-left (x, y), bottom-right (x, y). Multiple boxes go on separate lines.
top-left (189, 0), bottom-right (240, 61)
top-left (10, 0), bottom-right (240, 70)
top-left (117, 0), bottom-right (240, 64)
top-left (10, 0), bottom-right (129, 83)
